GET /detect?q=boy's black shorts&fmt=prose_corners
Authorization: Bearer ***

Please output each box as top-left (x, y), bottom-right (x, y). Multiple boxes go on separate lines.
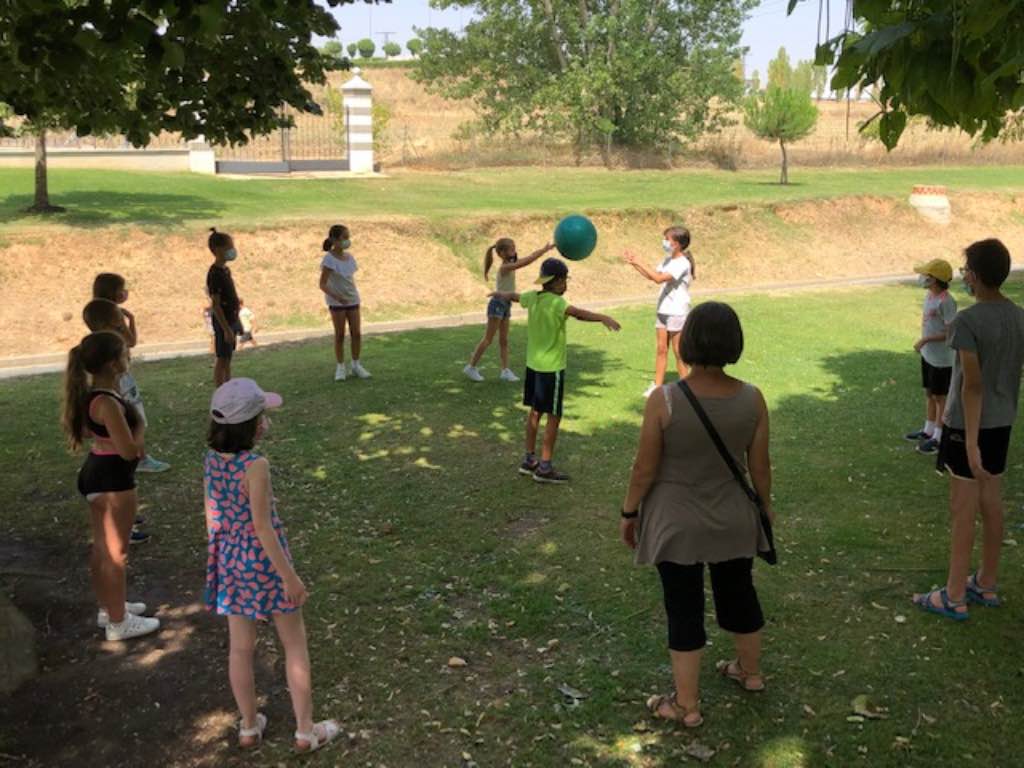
top-left (523, 368), bottom-right (565, 418)
top-left (214, 319), bottom-right (242, 360)
top-left (937, 425), bottom-right (1012, 479)
top-left (920, 359), bottom-right (952, 397)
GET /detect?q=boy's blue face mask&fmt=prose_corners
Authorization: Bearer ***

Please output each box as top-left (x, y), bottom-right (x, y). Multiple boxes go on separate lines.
top-left (223, 248), bottom-right (238, 262)
top-left (340, 239), bottom-right (352, 250)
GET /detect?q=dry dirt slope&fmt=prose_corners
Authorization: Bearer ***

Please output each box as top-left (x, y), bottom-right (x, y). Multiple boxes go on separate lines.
top-left (2, 192), bottom-right (1022, 357)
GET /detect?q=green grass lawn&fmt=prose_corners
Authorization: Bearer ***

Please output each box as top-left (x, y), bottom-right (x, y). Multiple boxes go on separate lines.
top-left (2, 164), bottom-right (1023, 229)
top-left (3, 280), bottom-right (1024, 766)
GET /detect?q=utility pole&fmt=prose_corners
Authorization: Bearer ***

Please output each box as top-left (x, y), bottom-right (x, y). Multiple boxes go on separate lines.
top-left (376, 30), bottom-right (396, 46)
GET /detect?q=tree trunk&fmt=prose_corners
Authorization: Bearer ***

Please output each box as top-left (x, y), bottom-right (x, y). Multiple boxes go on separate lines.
top-left (28, 129), bottom-right (64, 214)
top-left (779, 139), bottom-right (788, 185)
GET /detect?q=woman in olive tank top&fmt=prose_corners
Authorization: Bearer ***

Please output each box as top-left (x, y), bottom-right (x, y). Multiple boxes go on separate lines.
top-left (620, 302), bottom-right (774, 728)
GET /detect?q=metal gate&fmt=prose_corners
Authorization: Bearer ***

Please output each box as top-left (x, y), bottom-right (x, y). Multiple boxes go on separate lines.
top-left (215, 98), bottom-right (351, 174)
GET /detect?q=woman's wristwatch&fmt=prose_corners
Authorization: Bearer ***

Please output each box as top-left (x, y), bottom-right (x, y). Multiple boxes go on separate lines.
top-left (620, 508), bottom-right (639, 519)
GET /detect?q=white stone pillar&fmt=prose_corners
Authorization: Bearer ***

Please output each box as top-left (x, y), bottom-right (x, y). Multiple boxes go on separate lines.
top-left (188, 139), bottom-right (217, 174)
top-left (342, 67), bottom-right (375, 173)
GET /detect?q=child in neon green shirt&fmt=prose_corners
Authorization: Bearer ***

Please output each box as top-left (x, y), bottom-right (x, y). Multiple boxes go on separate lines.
top-left (491, 257), bottom-right (620, 484)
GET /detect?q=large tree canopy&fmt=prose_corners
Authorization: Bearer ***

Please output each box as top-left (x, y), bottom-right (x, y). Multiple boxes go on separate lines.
top-left (1, 0), bottom-right (384, 209)
top-left (793, 0), bottom-right (1024, 148)
top-left (413, 0), bottom-right (755, 159)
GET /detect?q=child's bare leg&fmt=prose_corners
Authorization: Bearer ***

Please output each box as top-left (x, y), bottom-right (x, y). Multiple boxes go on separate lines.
top-left (348, 308), bottom-right (362, 361)
top-left (977, 473), bottom-right (1004, 587)
top-left (214, 357), bottom-right (231, 387)
top-left (670, 330), bottom-right (687, 379)
top-left (654, 328), bottom-right (669, 386)
top-left (540, 414), bottom-right (561, 462)
top-left (934, 395), bottom-right (947, 430)
top-left (273, 611), bottom-right (315, 740)
top-left (228, 615), bottom-right (260, 739)
top-left (93, 490), bottom-right (136, 623)
top-left (498, 319), bottom-right (511, 370)
top-left (470, 318), bottom-right (500, 367)
top-left (945, 477), bottom-right (979, 603)
top-left (330, 310), bottom-right (347, 364)
top-left (525, 409), bottom-right (542, 455)
top-left (88, 496), bottom-right (118, 619)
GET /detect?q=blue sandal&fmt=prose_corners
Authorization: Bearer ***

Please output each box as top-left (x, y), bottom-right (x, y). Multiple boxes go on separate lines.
top-left (912, 587), bottom-right (969, 622)
top-left (966, 572), bottom-right (1001, 607)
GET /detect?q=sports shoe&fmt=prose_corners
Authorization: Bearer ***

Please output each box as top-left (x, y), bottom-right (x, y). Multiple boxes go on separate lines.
top-left (904, 429), bottom-right (930, 442)
top-left (917, 438), bottom-right (940, 455)
top-left (137, 456), bottom-right (171, 473)
top-left (533, 465), bottom-right (570, 484)
top-left (334, 363), bottom-right (347, 381)
top-left (105, 613), bottom-right (160, 641)
top-left (97, 601), bottom-right (147, 628)
top-left (463, 365), bottom-right (484, 382)
top-left (130, 528), bottom-right (151, 545)
top-left (499, 368), bottom-right (520, 382)
top-left (643, 382), bottom-right (658, 397)
top-left (135, 515), bottom-right (146, 526)
top-left (518, 456), bottom-right (539, 476)
top-left (351, 360), bottom-right (371, 379)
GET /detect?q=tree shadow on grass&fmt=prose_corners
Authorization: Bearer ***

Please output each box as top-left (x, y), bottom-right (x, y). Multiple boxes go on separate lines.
top-left (5, 328), bottom-right (1024, 766)
top-left (0, 191), bottom-right (225, 228)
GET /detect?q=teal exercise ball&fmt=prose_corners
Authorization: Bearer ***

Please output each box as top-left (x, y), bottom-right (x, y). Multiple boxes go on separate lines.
top-left (554, 214), bottom-right (598, 261)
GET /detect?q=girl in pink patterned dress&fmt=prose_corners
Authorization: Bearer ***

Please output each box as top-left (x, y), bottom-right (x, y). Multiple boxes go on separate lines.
top-left (204, 378), bottom-right (339, 754)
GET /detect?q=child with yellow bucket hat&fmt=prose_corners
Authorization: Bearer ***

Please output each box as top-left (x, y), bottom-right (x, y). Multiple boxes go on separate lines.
top-left (905, 258), bottom-right (957, 454)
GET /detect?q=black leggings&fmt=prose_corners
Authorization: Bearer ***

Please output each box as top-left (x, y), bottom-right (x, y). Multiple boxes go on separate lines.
top-left (657, 558), bottom-right (764, 652)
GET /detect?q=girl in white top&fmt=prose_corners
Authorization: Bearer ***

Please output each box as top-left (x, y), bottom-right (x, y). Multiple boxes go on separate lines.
top-left (464, 238), bottom-right (555, 382)
top-left (623, 226), bottom-right (695, 396)
top-left (319, 224), bottom-right (370, 382)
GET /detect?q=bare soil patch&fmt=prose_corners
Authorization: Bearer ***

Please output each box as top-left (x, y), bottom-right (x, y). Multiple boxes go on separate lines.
top-left (2, 192), bottom-right (1022, 358)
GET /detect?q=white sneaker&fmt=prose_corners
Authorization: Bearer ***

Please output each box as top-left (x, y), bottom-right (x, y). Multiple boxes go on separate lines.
top-left (463, 365), bottom-right (484, 382)
top-left (97, 601), bottom-right (147, 628)
top-left (499, 368), bottom-right (520, 382)
top-left (334, 363), bottom-right (347, 381)
top-left (643, 382), bottom-right (658, 397)
top-left (351, 360), bottom-right (371, 379)
top-left (105, 613), bottom-right (160, 641)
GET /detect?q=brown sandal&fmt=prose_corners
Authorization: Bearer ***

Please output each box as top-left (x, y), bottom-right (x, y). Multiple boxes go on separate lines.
top-left (645, 693), bottom-right (703, 728)
top-left (716, 659), bottom-right (766, 692)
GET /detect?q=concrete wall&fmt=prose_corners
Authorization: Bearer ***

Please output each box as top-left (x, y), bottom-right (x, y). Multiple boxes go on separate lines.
top-left (0, 148), bottom-right (191, 172)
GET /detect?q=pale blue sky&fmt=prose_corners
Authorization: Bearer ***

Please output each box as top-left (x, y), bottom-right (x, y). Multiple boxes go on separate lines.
top-left (325, 0), bottom-right (832, 82)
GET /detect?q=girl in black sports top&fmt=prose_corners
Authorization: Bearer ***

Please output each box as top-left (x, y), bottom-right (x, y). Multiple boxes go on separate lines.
top-left (62, 331), bottom-right (160, 641)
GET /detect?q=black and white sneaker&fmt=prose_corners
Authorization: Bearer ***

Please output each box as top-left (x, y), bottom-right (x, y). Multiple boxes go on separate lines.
top-left (917, 438), bottom-right (940, 455)
top-left (518, 457), bottom-right (540, 476)
top-left (130, 528), bottom-right (151, 545)
top-left (533, 465), bottom-right (570, 484)
top-left (904, 429), bottom-right (930, 442)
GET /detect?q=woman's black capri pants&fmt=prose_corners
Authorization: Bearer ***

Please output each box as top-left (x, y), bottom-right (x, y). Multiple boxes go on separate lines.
top-left (656, 558), bottom-right (764, 652)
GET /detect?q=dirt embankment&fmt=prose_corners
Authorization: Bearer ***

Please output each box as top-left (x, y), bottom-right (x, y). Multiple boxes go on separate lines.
top-left (2, 192), bottom-right (1022, 357)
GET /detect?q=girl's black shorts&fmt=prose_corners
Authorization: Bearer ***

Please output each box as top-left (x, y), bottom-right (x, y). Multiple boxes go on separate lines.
top-left (77, 453), bottom-right (139, 497)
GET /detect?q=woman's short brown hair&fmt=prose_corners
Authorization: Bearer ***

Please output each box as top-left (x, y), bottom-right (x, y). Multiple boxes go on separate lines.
top-left (681, 302), bottom-right (744, 367)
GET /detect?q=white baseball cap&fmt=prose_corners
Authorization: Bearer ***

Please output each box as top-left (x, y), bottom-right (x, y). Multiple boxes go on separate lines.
top-left (210, 378), bottom-right (282, 425)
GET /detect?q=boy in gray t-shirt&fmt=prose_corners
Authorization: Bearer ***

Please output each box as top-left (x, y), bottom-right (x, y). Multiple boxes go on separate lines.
top-left (913, 239), bottom-right (1024, 622)
top-left (905, 259), bottom-right (957, 454)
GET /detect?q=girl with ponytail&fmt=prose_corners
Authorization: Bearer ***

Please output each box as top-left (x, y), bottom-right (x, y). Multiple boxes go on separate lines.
top-left (464, 237), bottom-right (555, 382)
top-left (62, 331), bottom-right (160, 642)
top-left (319, 224), bottom-right (371, 381)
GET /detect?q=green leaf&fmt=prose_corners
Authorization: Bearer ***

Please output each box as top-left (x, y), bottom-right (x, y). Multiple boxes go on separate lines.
top-left (878, 110), bottom-right (906, 150)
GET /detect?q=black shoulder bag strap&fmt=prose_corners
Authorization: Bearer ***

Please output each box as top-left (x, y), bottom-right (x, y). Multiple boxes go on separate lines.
top-left (676, 380), bottom-right (777, 565)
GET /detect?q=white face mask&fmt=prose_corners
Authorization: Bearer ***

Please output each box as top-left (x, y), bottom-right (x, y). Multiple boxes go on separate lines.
top-left (917, 275), bottom-right (930, 288)
top-left (223, 248), bottom-right (238, 262)
top-left (662, 239), bottom-right (673, 254)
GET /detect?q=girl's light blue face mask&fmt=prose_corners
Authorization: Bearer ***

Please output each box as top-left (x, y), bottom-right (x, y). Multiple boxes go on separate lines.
top-left (662, 239), bottom-right (673, 254)
top-left (223, 248), bottom-right (238, 262)
top-left (340, 239), bottom-right (352, 250)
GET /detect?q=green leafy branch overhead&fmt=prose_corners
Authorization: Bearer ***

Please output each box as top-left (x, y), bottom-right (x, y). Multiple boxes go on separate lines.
top-left (790, 0), bottom-right (1024, 148)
